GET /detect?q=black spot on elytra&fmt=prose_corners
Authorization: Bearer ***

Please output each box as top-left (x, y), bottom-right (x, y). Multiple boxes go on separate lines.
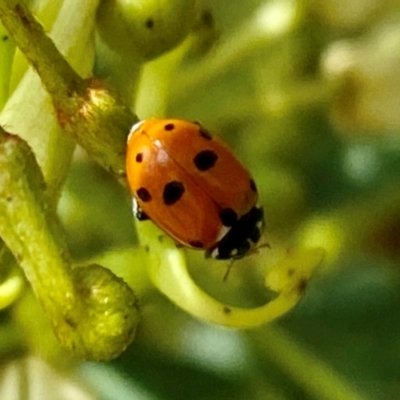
top-left (2, 35), bottom-right (9, 41)
top-left (137, 187), bottom-right (151, 202)
top-left (250, 179), bottom-right (257, 192)
top-left (189, 240), bottom-right (204, 248)
top-left (193, 150), bottom-right (218, 171)
top-left (163, 181), bottom-right (185, 205)
top-left (136, 153), bottom-right (143, 162)
top-left (145, 18), bottom-right (154, 28)
top-left (192, 121), bottom-right (213, 140)
top-left (164, 123), bottom-right (175, 131)
top-left (199, 128), bottom-right (212, 140)
top-left (219, 208), bottom-right (238, 227)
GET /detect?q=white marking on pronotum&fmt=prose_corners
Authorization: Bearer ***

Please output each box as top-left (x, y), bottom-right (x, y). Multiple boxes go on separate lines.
top-left (216, 225), bottom-right (230, 242)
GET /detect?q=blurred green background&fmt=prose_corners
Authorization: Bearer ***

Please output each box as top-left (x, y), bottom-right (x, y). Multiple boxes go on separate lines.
top-left (1, 0), bottom-right (400, 399)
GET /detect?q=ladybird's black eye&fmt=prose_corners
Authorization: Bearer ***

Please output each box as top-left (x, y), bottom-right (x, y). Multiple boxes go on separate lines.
top-left (235, 240), bottom-right (251, 256)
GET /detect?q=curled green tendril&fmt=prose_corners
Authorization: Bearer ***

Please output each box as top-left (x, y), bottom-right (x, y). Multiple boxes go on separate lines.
top-left (138, 220), bottom-right (324, 328)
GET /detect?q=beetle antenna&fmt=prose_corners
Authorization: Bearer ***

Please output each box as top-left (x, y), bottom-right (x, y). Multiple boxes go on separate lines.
top-left (222, 242), bottom-right (271, 281)
top-left (223, 259), bottom-right (236, 281)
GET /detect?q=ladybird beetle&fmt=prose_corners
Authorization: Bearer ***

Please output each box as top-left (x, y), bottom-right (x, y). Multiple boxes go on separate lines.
top-left (126, 118), bottom-right (264, 260)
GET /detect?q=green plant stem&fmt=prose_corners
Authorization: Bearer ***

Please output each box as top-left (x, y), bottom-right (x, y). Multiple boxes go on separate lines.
top-left (0, 128), bottom-right (80, 326)
top-left (1, 0), bottom-right (99, 202)
top-left (0, 21), bottom-right (15, 110)
top-left (0, 0), bottom-right (83, 102)
top-left (0, 0), bottom-right (136, 181)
